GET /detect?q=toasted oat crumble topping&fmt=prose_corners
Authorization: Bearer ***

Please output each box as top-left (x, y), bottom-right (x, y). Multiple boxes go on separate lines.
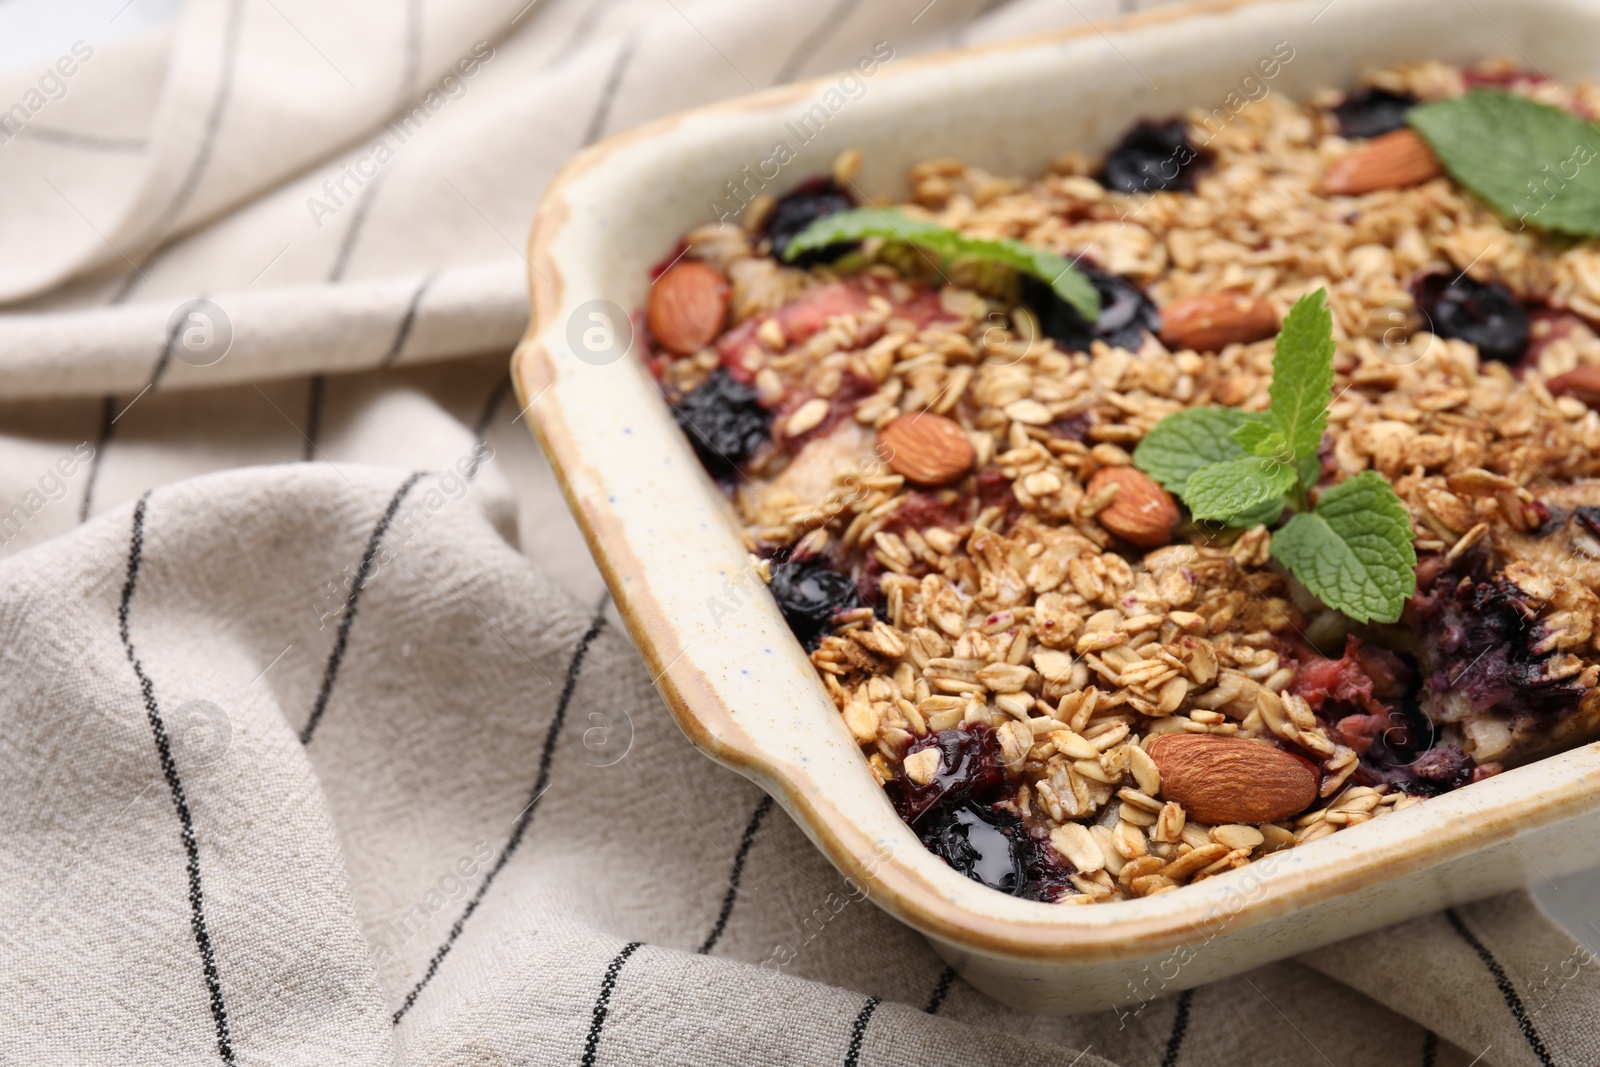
top-left (652, 60), bottom-right (1600, 903)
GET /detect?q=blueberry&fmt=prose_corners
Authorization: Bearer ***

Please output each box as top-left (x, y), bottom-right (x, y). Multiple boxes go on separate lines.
top-left (1412, 273), bottom-right (1530, 364)
top-left (1095, 119), bottom-right (1202, 195)
top-left (918, 803), bottom-right (1027, 894)
top-left (764, 177), bottom-right (856, 266)
top-left (768, 558), bottom-right (864, 647)
top-left (892, 725), bottom-right (1007, 824)
top-left (1019, 264), bottom-right (1160, 353)
top-left (1331, 88), bottom-right (1418, 139)
top-left (672, 368), bottom-right (771, 478)
top-left (892, 725), bottom-right (1080, 900)
top-left (914, 798), bottom-right (1080, 899)
top-left (1407, 552), bottom-right (1584, 788)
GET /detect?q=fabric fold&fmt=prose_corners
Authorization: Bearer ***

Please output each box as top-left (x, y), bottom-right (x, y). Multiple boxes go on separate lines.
top-left (1, 0), bottom-right (1597, 1063)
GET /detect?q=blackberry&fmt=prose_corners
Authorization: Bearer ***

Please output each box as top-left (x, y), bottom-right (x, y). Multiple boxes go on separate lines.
top-left (1331, 87), bottom-right (1418, 139)
top-left (1020, 264), bottom-right (1160, 353)
top-left (1095, 119), bottom-right (1202, 195)
top-left (673, 368), bottom-right (771, 479)
top-left (764, 177), bottom-right (856, 266)
top-left (767, 558), bottom-right (864, 648)
top-left (1413, 273), bottom-right (1530, 364)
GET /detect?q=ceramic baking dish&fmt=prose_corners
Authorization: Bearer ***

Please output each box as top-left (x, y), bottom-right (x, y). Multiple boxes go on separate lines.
top-left (513, 0), bottom-right (1600, 1013)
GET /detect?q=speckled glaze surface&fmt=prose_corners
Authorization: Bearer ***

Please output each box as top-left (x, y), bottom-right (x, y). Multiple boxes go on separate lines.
top-left (514, 0), bottom-right (1600, 1013)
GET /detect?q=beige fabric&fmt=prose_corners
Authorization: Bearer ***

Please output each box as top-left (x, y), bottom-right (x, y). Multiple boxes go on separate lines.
top-left (0, 1), bottom-right (1597, 1064)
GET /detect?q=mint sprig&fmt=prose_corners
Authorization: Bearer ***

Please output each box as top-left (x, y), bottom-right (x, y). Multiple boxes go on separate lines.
top-left (1271, 473), bottom-right (1418, 625)
top-left (1261, 289), bottom-right (1336, 465)
top-left (780, 207), bottom-right (1101, 322)
top-left (1133, 288), bottom-right (1417, 623)
top-left (1407, 90), bottom-right (1600, 237)
top-left (1183, 456), bottom-right (1299, 522)
top-left (1133, 407), bottom-right (1261, 492)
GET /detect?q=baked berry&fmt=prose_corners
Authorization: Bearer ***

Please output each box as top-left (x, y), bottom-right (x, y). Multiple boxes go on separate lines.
top-left (1016, 828), bottom-right (1079, 903)
top-left (1095, 119), bottom-right (1203, 195)
top-left (1411, 551), bottom-right (1583, 751)
top-left (764, 177), bottom-right (856, 266)
top-left (918, 802), bottom-right (1027, 893)
top-left (1406, 744), bottom-right (1473, 791)
top-left (913, 796), bottom-right (1079, 899)
top-left (768, 558), bottom-right (865, 648)
top-left (672, 368), bottom-right (771, 478)
top-left (893, 725), bottom-right (1007, 824)
top-left (1331, 87), bottom-right (1418, 139)
top-left (1020, 264), bottom-right (1160, 353)
top-left (1412, 273), bottom-right (1530, 364)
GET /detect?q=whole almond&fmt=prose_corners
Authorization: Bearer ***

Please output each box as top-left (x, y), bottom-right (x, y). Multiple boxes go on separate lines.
top-left (648, 261), bottom-right (730, 355)
top-left (1144, 734), bottom-right (1318, 826)
top-left (1547, 365), bottom-right (1600, 410)
top-left (1159, 293), bottom-right (1279, 353)
top-left (1087, 466), bottom-right (1179, 548)
top-left (1319, 128), bottom-right (1443, 196)
top-left (878, 414), bottom-right (975, 487)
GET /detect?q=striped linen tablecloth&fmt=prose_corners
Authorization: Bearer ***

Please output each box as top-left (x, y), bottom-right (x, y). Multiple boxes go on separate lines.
top-left (0, 0), bottom-right (1595, 1063)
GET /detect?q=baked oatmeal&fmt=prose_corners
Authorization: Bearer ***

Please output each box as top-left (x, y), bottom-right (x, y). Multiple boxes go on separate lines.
top-left (643, 60), bottom-right (1600, 903)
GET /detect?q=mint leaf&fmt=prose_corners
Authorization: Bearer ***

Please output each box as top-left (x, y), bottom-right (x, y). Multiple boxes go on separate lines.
top-left (1267, 290), bottom-right (1335, 467)
top-left (1136, 408), bottom-right (1285, 527)
top-left (1297, 452), bottom-right (1322, 493)
top-left (1226, 496), bottom-right (1286, 529)
top-left (780, 207), bottom-right (1101, 321)
top-left (1231, 420), bottom-right (1287, 459)
top-left (1269, 471), bottom-right (1417, 624)
top-left (1408, 90), bottom-right (1600, 237)
top-left (1183, 456), bottom-right (1298, 522)
top-left (782, 206), bottom-right (948, 251)
top-left (1134, 407), bottom-right (1260, 492)
top-left (952, 236), bottom-right (1101, 322)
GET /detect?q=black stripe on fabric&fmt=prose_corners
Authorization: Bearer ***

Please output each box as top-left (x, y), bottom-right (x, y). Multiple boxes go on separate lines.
top-left (1421, 1030), bottom-right (1438, 1067)
top-left (118, 494), bottom-right (237, 1065)
top-left (844, 996), bottom-right (880, 1067)
top-left (1445, 909), bottom-right (1555, 1067)
top-left (697, 795), bottom-right (773, 954)
top-left (78, 395), bottom-right (116, 523)
top-left (472, 375), bottom-right (513, 441)
top-left (12, 124), bottom-right (146, 152)
top-left (580, 34), bottom-right (637, 147)
top-left (581, 940), bottom-right (643, 1067)
top-left (774, 0), bottom-right (862, 84)
top-left (106, 0), bottom-right (245, 310)
top-left (104, 268), bottom-right (142, 307)
top-left (148, 293), bottom-right (196, 390)
top-left (547, 0), bottom-right (610, 71)
top-left (922, 966), bottom-right (956, 1014)
top-left (1160, 988), bottom-right (1194, 1067)
top-left (379, 272), bottom-right (437, 368)
top-left (463, 376), bottom-right (511, 483)
top-left (300, 471), bottom-right (426, 744)
top-left (326, 171), bottom-right (388, 283)
top-left (302, 376), bottom-right (326, 462)
top-left (391, 596), bottom-right (611, 1025)
top-left (143, 0), bottom-right (246, 240)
